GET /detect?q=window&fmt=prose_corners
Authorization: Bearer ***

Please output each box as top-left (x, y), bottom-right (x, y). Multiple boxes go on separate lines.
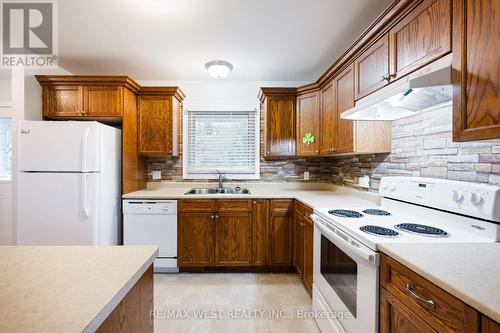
top-left (0, 118), bottom-right (12, 180)
top-left (184, 105), bottom-right (259, 179)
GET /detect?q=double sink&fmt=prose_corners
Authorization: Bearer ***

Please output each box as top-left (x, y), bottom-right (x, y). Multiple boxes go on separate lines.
top-left (185, 186), bottom-right (251, 195)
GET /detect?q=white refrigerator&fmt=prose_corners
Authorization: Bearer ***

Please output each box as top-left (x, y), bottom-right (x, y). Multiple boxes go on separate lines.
top-left (17, 121), bottom-right (121, 245)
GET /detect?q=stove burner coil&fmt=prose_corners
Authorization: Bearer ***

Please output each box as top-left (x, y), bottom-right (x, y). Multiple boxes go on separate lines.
top-left (395, 223), bottom-right (449, 237)
top-left (360, 225), bottom-right (399, 237)
top-left (328, 209), bottom-right (363, 218)
top-left (362, 209), bottom-right (391, 216)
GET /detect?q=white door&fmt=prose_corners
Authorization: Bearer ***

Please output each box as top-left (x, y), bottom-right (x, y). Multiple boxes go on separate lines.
top-left (18, 172), bottom-right (99, 245)
top-left (19, 121), bottom-right (100, 172)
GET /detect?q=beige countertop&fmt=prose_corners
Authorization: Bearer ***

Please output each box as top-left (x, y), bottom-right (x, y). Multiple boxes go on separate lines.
top-left (379, 243), bottom-right (500, 324)
top-left (0, 246), bottom-right (158, 333)
top-left (122, 182), bottom-right (381, 208)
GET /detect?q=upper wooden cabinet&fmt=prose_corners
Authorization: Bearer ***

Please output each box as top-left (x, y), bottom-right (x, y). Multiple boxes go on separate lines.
top-left (354, 34), bottom-right (390, 100)
top-left (452, 0), bottom-right (500, 141)
top-left (137, 87), bottom-right (184, 157)
top-left (389, 0), bottom-right (451, 80)
top-left (336, 65), bottom-right (356, 153)
top-left (319, 82), bottom-right (337, 155)
top-left (83, 86), bottom-right (123, 117)
top-left (36, 76), bottom-right (141, 122)
top-left (259, 88), bottom-right (296, 158)
top-left (296, 91), bottom-right (320, 157)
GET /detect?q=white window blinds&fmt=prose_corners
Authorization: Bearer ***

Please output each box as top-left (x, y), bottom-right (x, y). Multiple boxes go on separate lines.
top-left (186, 110), bottom-right (257, 175)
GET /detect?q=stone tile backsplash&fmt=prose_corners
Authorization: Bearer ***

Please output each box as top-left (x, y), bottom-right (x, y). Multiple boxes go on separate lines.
top-left (147, 105), bottom-right (500, 191)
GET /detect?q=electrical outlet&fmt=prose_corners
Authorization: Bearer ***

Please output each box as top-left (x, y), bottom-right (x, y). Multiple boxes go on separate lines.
top-left (303, 172), bottom-right (310, 181)
top-left (152, 170), bottom-right (162, 180)
top-left (359, 175), bottom-right (370, 188)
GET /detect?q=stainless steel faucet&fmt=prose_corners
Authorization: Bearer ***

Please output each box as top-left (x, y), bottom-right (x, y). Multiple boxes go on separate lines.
top-left (216, 170), bottom-right (227, 189)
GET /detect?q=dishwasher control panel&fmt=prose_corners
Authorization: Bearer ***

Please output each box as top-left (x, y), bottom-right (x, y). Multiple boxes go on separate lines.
top-left (123, 200), bottom-right (177, 215)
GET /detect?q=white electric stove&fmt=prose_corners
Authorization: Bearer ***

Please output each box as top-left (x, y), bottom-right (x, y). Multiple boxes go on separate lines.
top-left (311, 177), bottom-right (500, 333)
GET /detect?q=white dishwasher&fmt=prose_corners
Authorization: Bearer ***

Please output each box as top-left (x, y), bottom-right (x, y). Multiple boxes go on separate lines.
top-left (123, 200), bottom-right (178, 273)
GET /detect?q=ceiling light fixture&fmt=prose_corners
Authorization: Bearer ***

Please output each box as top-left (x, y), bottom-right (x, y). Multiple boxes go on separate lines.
top-left (205, 60), bottom-right (233, 79)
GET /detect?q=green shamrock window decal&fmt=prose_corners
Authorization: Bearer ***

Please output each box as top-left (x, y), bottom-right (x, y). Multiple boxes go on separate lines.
top-left (302, 133), bottom-right (315, 145)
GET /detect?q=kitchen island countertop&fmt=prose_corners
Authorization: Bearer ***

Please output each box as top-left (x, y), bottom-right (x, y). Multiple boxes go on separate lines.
top-left (0, 246), bottom-right (158, 333)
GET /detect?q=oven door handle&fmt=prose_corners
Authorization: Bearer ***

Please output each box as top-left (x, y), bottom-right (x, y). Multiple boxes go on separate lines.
top-left (312, 215), bottom-right (378, 266)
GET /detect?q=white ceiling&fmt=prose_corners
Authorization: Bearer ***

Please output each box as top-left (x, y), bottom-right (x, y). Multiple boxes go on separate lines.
top-left (58, 0), bottom-right (392, 81)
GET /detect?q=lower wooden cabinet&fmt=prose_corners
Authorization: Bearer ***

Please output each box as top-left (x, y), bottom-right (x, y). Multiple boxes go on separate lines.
top-left (214, 213), bottom-right (252, 266)
top-left (178, 213), bottom-right (215, 266)
top-left (379, 254), bottom-right (494, 333)
top-left (268, 200), bottom-right (294, 266)
top-left (294, 201), bottom-right (314, 295)
top-left (252, 200), bottom-right (269, 266)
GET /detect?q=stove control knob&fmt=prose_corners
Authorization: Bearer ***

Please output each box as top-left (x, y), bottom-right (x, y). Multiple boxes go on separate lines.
top-left (470, 192), bottom-right (484, 206)
top-left (452, 190), bottom-right (464, 203)
top-left (389, 183), bottom-right (397, 191)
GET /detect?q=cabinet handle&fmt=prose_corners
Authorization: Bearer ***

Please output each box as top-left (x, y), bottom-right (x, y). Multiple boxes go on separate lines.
top-left (253, 201), bottom-right (257, 205)
top-left (211, 215), bottom-right (215, 219)
top-left (315, 150), bottom-right (319, 154)
top-left (405, 283), bottom-right (436, 310)
top-left (215, 215), bottom-right (219, 219)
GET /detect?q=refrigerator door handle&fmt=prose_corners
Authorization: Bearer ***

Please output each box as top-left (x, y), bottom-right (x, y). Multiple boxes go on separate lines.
top-left (82, 173), bottom-right (90, 219)
top-left (81, 128), bottom-right (90, 172)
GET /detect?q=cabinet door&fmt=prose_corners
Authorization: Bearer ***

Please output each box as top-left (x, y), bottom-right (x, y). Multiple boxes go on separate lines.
top-left (178, 213), bottom-right (214, 266)
top-left (482, 316), bottom-right (500, 333)
top-left (264, 97), bottom-right (296, 157)
top-left (293, 213), bottom-right (304, 277)
top-left (268, 200), bottom-right (293, 266)
top-left (354, 34), bottom-right (390, 100)
top-left (389, 0), bottom-right (451, 79)
top-left (303, 217), bottom-right (313, 295)
top-left (43, 85), bottom-right (83, 117)
top-left (296, 91), bottom-right (320, 156)
top-left (380, 288), bottom-right (437, 333)
top-left (336, 65), bottom-right (355, 153)
top-left (252, 200), bottom-right (269, 266)
top-left (83, 86), bottom-right (123, 117)
top-left (215, 213), bottom-right (252, 266)
top-left (138, 96), bottom-right (173, 156)
top-left (452, 0), bottom-right (500, 141)
top-left (320, 81), bottom-right (337, 155)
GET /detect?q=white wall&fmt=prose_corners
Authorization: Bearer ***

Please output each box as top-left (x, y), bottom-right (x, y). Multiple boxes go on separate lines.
top-left (0, 70), bottom-right (12, 244)
top-left (138, 80), bottom-right (307, 105)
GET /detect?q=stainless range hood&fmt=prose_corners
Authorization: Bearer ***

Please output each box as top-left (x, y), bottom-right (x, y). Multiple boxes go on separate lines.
top-left (341, 54), bottom-right (452, 121)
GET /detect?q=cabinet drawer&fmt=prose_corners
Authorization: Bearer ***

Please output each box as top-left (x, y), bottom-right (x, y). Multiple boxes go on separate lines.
top-left (270, 199), bottom-right (293, 215)
top-left (216, 200), bottom-right (252, 212)
top-left (178, 200), bottom-right (216, 213)
top-left (380, 254), bottom-right (479, 333)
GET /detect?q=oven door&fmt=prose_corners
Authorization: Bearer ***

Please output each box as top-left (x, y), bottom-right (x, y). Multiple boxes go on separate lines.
top-left (312, 214), bottom-right (380, 333)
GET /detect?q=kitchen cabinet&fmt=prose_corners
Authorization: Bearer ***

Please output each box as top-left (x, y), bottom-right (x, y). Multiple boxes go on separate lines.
top-left (293, 211), bottom-right (304, 276)
top-left (36, 76), bottom-right (141, 122)
top-left (319, 81), bottom-right (337, 154)
top-left (354, 34), bottom-right (390, 100)
top-left (259, 88), bottom-right (296, 158)
top-left (268, 200), bottom-right (294, 266)
top-left (294, 201), bottom-right (313, 295)
top-left (82, 86), bottom-right (123, 117)
top-left (380, 254), bottom-right (480, 333)
top-left (335, 65), bottom-right (356, 153)
top-left (178, 213), bottom-right (215, 266)
top-left (296, 91), bottom-right (320, 156)
top-left (483, 317), bottom-right (500, 333)
top-left (252, 200), bottom-right (269, 266)
top-left (389, 0), bottom-right (451, 80)
top-left (178, 200), bottom-right (252, 268)
top-left (215, 213), bottom-right (252, 266)
top-left (137, 87), bottom-right (184, 157)
top-left (452, 0), bottom-right (500, 141)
